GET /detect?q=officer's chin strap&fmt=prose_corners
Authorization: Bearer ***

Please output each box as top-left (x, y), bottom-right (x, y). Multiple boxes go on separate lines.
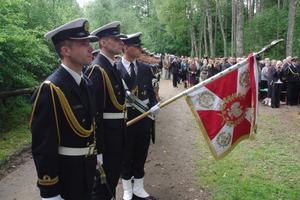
top-left (97, 162), bottom-right (116, 200)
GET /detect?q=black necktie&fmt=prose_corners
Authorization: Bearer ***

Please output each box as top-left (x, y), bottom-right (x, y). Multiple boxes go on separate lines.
top-left (80, 77), bottom-right (87, 96)
top-left (130, 62), bottom-right (136, 81)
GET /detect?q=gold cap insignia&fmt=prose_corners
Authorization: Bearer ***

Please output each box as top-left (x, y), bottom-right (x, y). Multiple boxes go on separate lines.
top-left (84, 21), bottom-right (89, 32)
top-left (117, 24), bottom-right (120, 33)
top-left (139, 34), bottom-right (142, 41)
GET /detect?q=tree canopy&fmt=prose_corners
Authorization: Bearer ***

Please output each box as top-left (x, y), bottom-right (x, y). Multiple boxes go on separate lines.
top-left (0, 0), bottom-right (299, 93)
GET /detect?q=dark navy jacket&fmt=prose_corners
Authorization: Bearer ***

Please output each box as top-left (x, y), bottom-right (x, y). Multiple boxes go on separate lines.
top-left (85, 54), bottom-right (126, 154)
top-left (31, 66), bottom-right (97, 199)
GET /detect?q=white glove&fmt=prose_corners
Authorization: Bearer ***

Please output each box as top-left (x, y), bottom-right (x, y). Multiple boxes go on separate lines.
top-left (42, 194), bottom-right (64, 200)
top-left (96, 154), bottom-right (103, 169)
top-left (150, 102), bottom-right (161, 116)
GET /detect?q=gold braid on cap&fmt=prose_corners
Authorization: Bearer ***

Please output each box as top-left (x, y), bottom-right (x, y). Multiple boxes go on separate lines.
top-left (88, 65), bottom-right (126, 110)
top-left (30, 82), bottom-right (96, 145)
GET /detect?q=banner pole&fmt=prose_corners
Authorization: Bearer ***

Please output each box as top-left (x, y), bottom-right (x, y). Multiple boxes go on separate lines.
top-left (126, 39), bottom-right (284, 127)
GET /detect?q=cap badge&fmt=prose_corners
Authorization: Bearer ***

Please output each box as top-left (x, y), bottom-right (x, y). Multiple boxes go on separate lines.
top-left (117, 24), bottom-right (120, 33)
top-left (84, 21), bottom-right (89, 32)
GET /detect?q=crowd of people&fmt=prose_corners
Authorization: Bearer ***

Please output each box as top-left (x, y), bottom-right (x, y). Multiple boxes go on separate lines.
top-left (259, 56), bottom-right (300, 108)
top-left (162, 54), bottom-right (247, 89)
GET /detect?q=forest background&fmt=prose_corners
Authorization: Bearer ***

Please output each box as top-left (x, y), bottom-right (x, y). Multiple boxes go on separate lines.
top-left (0, 0), bottom-right (299, 133)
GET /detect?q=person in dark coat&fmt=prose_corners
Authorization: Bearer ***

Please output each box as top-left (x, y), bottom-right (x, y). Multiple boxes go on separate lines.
top-left (117, 32), bottom-right (161, 200)
top-left (85, 21), bottom-right (128, 200)
top-left (284, 56), bottom-right (300, 106)
top-left (171, 56), bottom-right (180, 88)
top-left (30, 18), bottom-right (99, 200)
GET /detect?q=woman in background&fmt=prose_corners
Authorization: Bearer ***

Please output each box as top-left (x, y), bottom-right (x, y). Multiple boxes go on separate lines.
top-left (188, 60), bottom-right (197, 88)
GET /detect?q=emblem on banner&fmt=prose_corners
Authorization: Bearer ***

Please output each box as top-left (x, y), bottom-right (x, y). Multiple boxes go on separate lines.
top-left (216, 132), bottom-right (232, 148)
top-left (197, 91), bottom-right (214, 109)
top-left (239, 70), bottom-right (250, 88)
top-left (218, 93), bottom-right (246, 127)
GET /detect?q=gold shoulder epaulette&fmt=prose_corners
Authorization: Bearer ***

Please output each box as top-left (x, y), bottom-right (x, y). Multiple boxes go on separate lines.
top-left (30, 81), bottom-right (96, 144)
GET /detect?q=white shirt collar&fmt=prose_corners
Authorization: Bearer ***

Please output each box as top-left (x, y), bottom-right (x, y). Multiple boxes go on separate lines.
top-left (122, 58), bottom-right (137, 76)
top-left (100, 53), bottom-right (115, 67)
top-left (61, 63), bottom-right (82, 85)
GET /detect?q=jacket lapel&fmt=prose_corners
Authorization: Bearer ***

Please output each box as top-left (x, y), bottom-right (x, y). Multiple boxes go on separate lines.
top-left (58, 66), bottom-right (90, 112)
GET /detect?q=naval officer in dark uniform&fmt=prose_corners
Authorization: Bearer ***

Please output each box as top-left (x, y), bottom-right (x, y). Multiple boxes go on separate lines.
top-left (284, 56), bottom-right (300, 106)
top-left (85, 21), bottom-right (127, 200)
top-left (117, 32), bottom-right (161, 200)
top-left (30, 18), bottom-right (99, 200)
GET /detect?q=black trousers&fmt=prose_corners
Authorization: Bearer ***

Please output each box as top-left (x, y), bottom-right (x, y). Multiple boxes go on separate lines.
top-left (287, 82), bottom-right (299, 106)
top-left (271, 83), bottom-right (283, 108)
top-left (92, 152), bottom-right (123, 200)
top-left (172, 73), bottom-right (179, 87)
top-left (121, 119), bottom-right (151, 180)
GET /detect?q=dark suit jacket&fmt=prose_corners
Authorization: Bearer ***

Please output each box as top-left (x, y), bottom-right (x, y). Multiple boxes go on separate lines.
top-left (117, 59), bottom-right (158, 132)
top-left (284, 64), bottom-right (300, 83)
top-left (31, 66), bottom-right (97, 199)
top-left (222, 62), bottom-right (232, 70)
top-left (268, 65), bottom-right (276, 85)
top-left (85, 54), bottom-right (126, 154)
top-left (171, 61), bottom-right (180, 74)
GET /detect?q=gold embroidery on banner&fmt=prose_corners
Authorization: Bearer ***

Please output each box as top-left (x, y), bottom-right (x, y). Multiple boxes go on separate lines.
top-left (216, 132), bottom-right (232, 148)
top-left (197, 91), bottom-right (214, 109)
top-left (217, 93), bottom-right (247, 127)
top-left (239, 70), bottom-right (250, 88)
top-left (38, 175), bottom-right (59, 186)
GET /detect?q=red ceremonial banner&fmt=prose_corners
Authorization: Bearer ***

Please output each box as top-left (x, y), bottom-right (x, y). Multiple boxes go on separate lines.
top-left (185, 53), bottom-right (258, 161)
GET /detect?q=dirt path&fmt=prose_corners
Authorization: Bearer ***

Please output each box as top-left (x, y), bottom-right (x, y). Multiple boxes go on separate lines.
top-left (0, 78), bottom-right (206, 200)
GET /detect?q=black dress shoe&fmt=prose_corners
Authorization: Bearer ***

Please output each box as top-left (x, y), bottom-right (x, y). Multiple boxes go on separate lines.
top-left (132, 194), bottom-right (156, 200)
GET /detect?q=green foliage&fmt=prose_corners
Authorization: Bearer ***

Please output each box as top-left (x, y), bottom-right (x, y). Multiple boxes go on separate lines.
top-left (0, 0), bottom-right (82, 132)
top-left (0, 94), bottom-right (32, 132)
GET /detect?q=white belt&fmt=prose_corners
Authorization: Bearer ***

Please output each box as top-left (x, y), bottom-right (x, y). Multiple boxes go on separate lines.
top-left (126, 99), bottom-right (149, 107)
top-left (103, 112), bottom-right (127, 119)
top-left (58, 144), bottom-right (96, 156)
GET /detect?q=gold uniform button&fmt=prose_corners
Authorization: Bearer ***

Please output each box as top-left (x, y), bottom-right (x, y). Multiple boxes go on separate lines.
top-left (82, 119), bottom-right (86, 123)
top-left (87, 142), bottom-right (89, 146)
top-left (96, 112), bottom-right (99, 115)
top-left (118, 92), bottom-right (120, 95)
top-left (132, 107), bottom-right (135, 110)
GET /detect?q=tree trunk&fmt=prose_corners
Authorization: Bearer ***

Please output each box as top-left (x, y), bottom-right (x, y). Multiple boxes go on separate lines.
top-left (231, 0), bottom-right (236, 56)
top-left (216, 0), bottom-right (228, 57)
top-left (214, 6), bottom-right (218, 57)
top-left (206, 0), bottom-right (214, 58)
top-left (236, 0), bottom-right (244, 57)
top-left (189, 6), bottom-right (198, 57)
top-left (286, 0), bottom-right (298, 56)
top-left (225, 0), bottom-right (228, 37)
top-left (198, 28), bottom-right (203, 58)
top-left (204, 15), bottom-right (208, 56)
top-left (249, 0), bottom-right (254, 19)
